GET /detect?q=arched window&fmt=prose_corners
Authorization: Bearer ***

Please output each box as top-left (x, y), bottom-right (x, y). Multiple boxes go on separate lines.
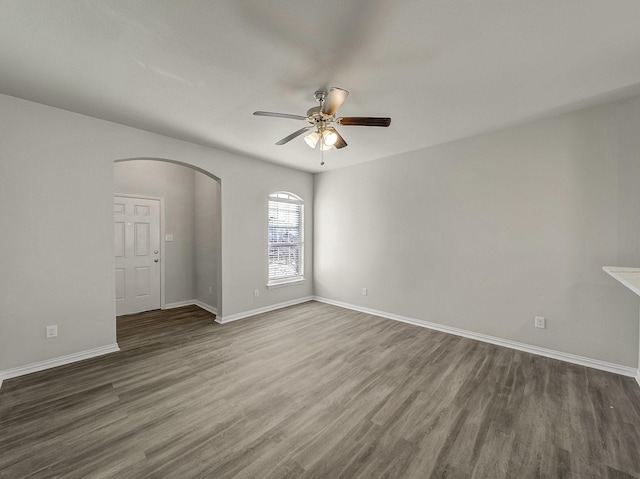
top-left (268, 192), bottom-right (304, 286)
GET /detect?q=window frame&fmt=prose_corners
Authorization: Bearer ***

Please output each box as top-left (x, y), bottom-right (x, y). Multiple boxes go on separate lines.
top-left (267, 191), bottom-right (305, 287)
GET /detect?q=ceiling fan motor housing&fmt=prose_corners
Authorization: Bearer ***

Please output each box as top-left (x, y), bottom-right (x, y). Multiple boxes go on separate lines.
top-left (306, 105), bottom-right (322, 118)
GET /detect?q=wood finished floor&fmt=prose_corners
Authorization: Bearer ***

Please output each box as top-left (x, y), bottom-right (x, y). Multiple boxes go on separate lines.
top-left (1, 301), bottom-right (640, 479)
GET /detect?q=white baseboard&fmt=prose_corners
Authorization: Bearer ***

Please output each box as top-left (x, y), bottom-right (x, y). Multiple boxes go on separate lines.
top-left (164, 300), bottom-right (218, 316)
top-left (216, 296), bottom-right (314, 324)
top-left (3, 301), bottom-right (634, 390)
top-left (0, 343), bottom-right (120, 389)
top-left (313, 296), bottom-right (638, 379)
top-left (192, 300), bottom-right (218, 316)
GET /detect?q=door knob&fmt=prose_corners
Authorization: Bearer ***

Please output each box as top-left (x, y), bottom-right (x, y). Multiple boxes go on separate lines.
top-left (154, 259), bottom-right (159, 263)
top-left (154, 250), bottom-right (159, 254)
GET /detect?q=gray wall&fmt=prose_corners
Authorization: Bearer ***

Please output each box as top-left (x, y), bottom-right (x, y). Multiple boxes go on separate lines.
top-left (2, 88), bottom-right (638, 375)
top-left (113, 160), bottom-right (219, 309)
top-left (114, 160), bottom-right (197, 305)
top-left (194, 170), bottom-right (220, 309)
top-left (0, 93), bottom-right (313, 372)
top-left (315, 96), bottom-right (640, 367)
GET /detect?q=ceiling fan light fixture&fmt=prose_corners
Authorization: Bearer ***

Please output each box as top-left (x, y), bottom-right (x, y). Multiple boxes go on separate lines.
top-left (323, 129), bottom-right (338, 147)
top-left (320, 141), bottom-right (334, 151)
top-left (304, 131), bottom-right (320, 148)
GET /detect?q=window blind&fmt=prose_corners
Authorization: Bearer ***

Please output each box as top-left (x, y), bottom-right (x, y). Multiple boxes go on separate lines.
top-left (268, 193), bottom-right (304, 284)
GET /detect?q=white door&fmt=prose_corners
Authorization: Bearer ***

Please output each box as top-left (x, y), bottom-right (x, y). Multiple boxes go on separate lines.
top-left (114, 196), bottom-right (161, 315)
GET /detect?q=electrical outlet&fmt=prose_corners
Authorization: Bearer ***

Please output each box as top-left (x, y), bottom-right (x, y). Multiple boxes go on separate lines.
top-left (254, 289), bottom-right (259, 298)
top-left (362, 287), bottom-right (368, 296)
top-left (534, 316), bottom-right (546, 329)
top-left (46, 325), bottom-right (58, 338)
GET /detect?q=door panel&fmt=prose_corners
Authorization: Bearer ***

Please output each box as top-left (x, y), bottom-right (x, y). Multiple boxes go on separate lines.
top-left (135, 267), bottom-right (151, 297)
top-left (115, 196), bottom-right (161, 315)
top-left (134, 204), bottom-right (150, 216)
top-left (135, 223), bottom-right (150, 256)
top-left (114, 222), bottom-right (125, 257)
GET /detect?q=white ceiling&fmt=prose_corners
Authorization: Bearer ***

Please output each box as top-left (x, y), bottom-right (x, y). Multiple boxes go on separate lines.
top-left (2, 1), bottom-right (640, 173)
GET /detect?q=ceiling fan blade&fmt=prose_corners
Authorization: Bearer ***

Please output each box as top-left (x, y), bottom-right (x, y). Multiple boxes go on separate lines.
top-left (321, 87), bottom-right (349, 116)
top-left (338, 117), bottom-right (391, 127)
top-left (333, 129), bottom-right (348, 149)
top-left (254, 111), bottom-right (308, 121)
top-left (275, 126), bottom-right (314, 145)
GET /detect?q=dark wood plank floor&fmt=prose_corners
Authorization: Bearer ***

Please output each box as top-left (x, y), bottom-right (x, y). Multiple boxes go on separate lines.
top-left (1, 301), bottom-right (639, 478)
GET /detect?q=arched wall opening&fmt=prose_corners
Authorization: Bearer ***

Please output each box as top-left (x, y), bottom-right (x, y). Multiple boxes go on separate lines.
top-left (113, 158), bottom-right (222, 318)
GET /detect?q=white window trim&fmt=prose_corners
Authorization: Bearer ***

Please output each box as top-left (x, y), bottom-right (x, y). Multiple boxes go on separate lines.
top-left (267, 191), bottom-right (304, 287)
top-left (267, 278), bottom-right (306, 289)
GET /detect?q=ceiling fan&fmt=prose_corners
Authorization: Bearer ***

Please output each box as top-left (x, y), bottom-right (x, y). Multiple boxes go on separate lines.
top-left (253, 87), bottom-right (391, 151)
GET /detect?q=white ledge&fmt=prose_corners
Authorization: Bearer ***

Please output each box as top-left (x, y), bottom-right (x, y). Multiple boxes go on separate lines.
top-left (603, 266), bottom-right (640, 297)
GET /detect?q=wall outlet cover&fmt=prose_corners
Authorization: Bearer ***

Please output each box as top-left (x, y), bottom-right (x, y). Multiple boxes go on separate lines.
top-left (46, 325), bottom-right (58, 338)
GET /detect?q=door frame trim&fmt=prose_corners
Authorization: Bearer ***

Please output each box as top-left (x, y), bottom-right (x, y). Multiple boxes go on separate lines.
top-left (114, 193), bottom-right (166, 310)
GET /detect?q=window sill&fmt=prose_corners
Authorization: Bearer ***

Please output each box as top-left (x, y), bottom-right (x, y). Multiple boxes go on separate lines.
top-left (267, 278), bottom-right (305, 289)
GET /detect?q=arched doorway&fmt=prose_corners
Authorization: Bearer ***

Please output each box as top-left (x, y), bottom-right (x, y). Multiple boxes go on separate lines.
top-left (113, 158), bottom-right (222, 317)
